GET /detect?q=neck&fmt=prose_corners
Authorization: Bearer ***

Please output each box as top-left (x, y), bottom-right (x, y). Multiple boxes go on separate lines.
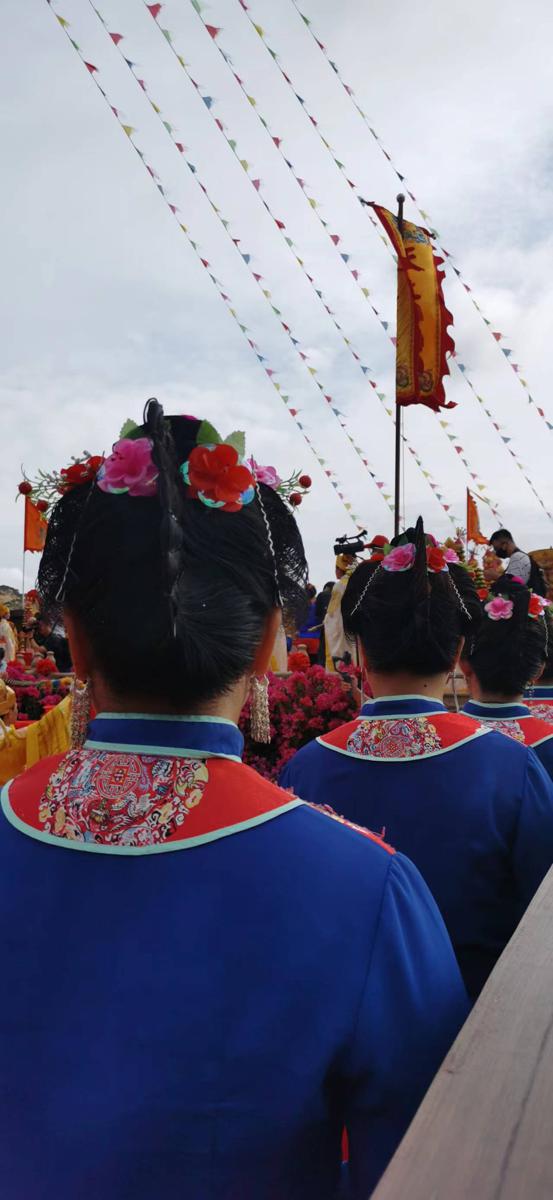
top-left (90, 676), bottom-right (249, 726)
top-left (366, 671), bottom-right (449, 703)
top-left (470, 681), bottom-right (524, 705)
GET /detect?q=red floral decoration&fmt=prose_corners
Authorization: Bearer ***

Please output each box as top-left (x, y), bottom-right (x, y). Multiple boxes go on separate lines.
top-left (58, 455), bottom-right (105, 494)
top-left (288, 650), bottom-right (311, 672)
top-left (239, 666), bottom-right (358, 781)
top-left (528, 593), bottom-right (548, 619)
top-left (289, 493), bottom-right (302, 507)
top-left (187, 444), bottom-right (255, 513)
top-left (18, 481), bottom-right (33, 496)
top-left (427, 545), bottom-right (447, 573)
top-left (298, 474), bottom-right (312, 489)
top-left (477, 587), bottom-right (489, 601)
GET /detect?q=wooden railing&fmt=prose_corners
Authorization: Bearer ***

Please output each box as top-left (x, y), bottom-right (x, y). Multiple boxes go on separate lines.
top-left (372, 865), bottom-right (553, 1199)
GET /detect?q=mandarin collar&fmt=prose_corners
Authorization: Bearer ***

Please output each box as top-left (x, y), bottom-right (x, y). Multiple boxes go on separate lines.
top-left (85, 713), bottom-right (244, 761)
top-left (525, 686), bottom-right (553, 698)
top-left (464, 700), bottom-right (530, 720)
top-left (360, 695), bottom-right (447, 718)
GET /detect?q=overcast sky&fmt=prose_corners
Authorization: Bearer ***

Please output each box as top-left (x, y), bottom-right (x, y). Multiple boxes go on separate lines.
top-left (3, 0), bottom-right (553, 590)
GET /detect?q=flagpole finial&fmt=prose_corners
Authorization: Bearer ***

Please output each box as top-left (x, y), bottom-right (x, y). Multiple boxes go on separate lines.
top-left (396, 192), bottom-right (405, 234)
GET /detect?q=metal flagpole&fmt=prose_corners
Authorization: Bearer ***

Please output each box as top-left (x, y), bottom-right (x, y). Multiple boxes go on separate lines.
top-left (394, 193), bottom-right (405, 538)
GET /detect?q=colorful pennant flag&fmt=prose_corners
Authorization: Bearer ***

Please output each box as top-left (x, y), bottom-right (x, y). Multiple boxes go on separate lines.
top-left (24, 497), bottom-right (48, 553)
top-left (289, 0), bottom-right (553, 436)
top-left (371, 204), bottom-right (455, 412)
top-left (44, 0), bottom-right (365, 531)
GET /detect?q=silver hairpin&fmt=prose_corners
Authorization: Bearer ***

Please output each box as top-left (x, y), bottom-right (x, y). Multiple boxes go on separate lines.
top-left (351, 565), bottom-right (382, 615)
top-left (449, 574), bottom-right (472, 621)
top-left (255, 481), bottom-right (283, 607)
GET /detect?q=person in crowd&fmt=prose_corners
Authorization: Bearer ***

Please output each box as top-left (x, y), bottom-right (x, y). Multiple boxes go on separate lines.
top-left (280, 518), bottom-right (553, 1001)
top-left (315, 580), bottom-right (334, 665)
top-left (296, 582), bottom-right (320, 660)
top-left (489, 528), bottom-right (548, 595)
top-left (367, 534), bottom-right (388, 563)
top-left (0, 648), bottom-right (6, 677)
top-left (34, 614), bottom-right (72, 672)
top-left (0, 604), bottom-right (18, 663)
top-left (0, 405), bottom-right (467, 1200)
top-left (0, 679), bottom-right (17, 727)
top-left (462, 579), bottom-right (553, 779)
top-left (324, 554), bottom-right (358, 671)
top-left (525, 612), bottom-right (553, 718)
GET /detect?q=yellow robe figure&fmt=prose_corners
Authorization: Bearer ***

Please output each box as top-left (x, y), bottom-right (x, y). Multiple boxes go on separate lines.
top-left (0, 694), bottom-right (72, 787)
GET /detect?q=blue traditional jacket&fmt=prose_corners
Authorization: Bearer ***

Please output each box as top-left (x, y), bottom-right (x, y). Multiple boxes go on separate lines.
top-left (0, 712), bottom-right (466, 1200)
top-left (280, 695), bottom-right (553, 999)
top-left (464, 700), bottom-right (553, 782)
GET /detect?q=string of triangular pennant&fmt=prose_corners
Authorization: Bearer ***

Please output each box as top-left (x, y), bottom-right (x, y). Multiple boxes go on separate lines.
top-left (45, 0), bottom-right (364, 531)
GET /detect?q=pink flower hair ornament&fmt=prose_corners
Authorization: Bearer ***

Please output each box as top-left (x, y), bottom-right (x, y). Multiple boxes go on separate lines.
top-left (97, 438), bottom-right (159, 498)
top-left (484, 595), bottom-right (514, 621)
top-left (381, 543), bottom-right (416, 572)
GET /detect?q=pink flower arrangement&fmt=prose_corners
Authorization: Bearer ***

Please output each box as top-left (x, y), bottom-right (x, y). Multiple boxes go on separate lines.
top-left (240, 666), bottom-right (358, 780)
top-left (382, 543), bottom-right (416, 572)
top-left (247, 458), bottom-right (281, 489)
top-left (444, 547), bottom-right (460, 565)
top-left (485, 595), bottom-right (514, 621)
top-left (97, 438), bottom-right (158, 498)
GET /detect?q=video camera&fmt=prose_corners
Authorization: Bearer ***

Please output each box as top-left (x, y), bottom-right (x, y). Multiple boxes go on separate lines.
top-left (333, 530), bottom-right (367, 558)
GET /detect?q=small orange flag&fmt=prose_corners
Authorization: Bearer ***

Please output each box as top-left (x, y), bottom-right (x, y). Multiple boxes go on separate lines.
top-left (24, 497), bottom-right (48, 553)
top-left (467, 489), bottom-right (488, 546)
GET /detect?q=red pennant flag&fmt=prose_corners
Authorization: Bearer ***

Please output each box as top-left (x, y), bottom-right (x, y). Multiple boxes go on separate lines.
top-left (24, 498), bottom-right (48, 553)
top-left (206, 24), bottom-right (220, 38)
top-left (273, 136), bottom-right (282, 148)
top-left (84, 61), bottom-right (98, 73)
top-left (169, 204), bottom-right (178, 214)
top-left (265, 369), bottom-right (275, 377)
top-left (330, 234), bottom-right (340, 244)
top-left (147, 4), bottom-right (162, 17)
top-left (455, 446), bottom-right (463, 454)
top-left (253, 273), bottom-right (262, 282)
top-left (175, 142), bottom-right (185, 153)
top-left (109, 32), bottom-right (123, 44)
top-left (492, 331), bottom-right (502, 341)
top-left (275, 219), bottom-right (285, 229)
top-left (351, 269), bottom-right (359, 280)
top-left (252, 179), bottom-right (261, 190)
top-left (216, 119), bottom-right (224, 132)
top-left (289, 408), bottom-right (298, 416)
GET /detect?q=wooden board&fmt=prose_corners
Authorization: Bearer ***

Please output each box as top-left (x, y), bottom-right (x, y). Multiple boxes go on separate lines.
top-left (372, 866), bottom-right (553, 1199)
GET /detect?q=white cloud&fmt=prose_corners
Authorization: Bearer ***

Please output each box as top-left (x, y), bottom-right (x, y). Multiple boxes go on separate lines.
top-left (2, 0), bottom-right (552, 594)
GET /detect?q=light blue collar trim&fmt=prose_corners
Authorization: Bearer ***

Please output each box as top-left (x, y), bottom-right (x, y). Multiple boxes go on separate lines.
top-left (0, 781), bottom-right (303, 856)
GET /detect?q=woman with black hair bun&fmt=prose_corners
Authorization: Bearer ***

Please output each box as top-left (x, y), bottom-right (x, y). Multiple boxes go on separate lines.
top-left (462, 578), bottom-right (553, 779)
top-left (281, 517), bottom-right (553, 1000)
top-left (525, 613), bottom-right (553, 717)
top-left (0, 405), bottom-right (466, 1200)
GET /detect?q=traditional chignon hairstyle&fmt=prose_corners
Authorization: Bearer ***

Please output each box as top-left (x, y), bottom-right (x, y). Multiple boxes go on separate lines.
top-left (464, 578), bottom-right (548, 697)
top-left (342, 516), bottom-right (482, 676)
top-left (38, 400), bottom-right (308, 707)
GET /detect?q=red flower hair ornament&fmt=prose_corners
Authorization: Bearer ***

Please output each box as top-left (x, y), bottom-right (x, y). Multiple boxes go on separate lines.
top-left (182, 443), bottom-right (255, 512)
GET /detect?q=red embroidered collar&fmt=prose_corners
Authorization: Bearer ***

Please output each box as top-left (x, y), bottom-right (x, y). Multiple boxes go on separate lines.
top-left (2, 750), bottom-right (303, 855)
top-left (318, 711), bottom-right (489, 762)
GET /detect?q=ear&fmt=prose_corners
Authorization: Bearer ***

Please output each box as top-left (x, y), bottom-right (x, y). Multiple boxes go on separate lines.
top-left (64, 609), bottom-right (90, 681)
top-left (252, 609), bottom-right (282, 676)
